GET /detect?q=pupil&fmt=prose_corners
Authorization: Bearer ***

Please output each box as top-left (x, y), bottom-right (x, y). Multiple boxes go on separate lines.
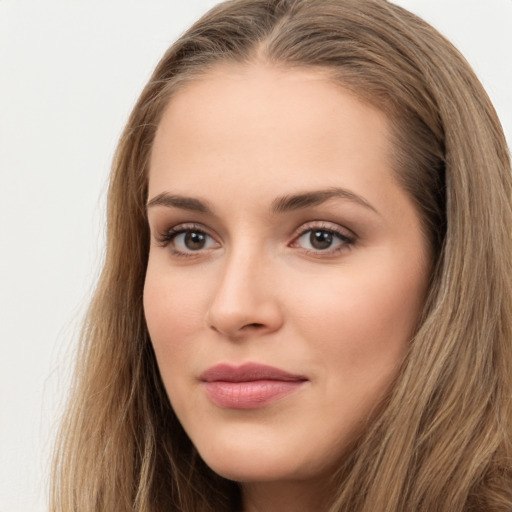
top-left (310, 230), bottom-right (332, 250)
top-left (185, 231), bottom-right (206, 250)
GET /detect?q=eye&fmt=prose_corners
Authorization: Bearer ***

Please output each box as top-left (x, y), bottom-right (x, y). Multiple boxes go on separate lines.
top-left (301, 229), bottom-right (337, 250)
top-left (157, 224), bottom-right (219, 256)
top-left (291, 223), bottom-right (355, 254)
top-left (173, 230), bottom-right (217, 251)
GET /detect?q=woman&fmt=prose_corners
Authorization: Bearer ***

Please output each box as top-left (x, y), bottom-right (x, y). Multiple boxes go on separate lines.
top-left (51, 0), bottom-right (512, 510)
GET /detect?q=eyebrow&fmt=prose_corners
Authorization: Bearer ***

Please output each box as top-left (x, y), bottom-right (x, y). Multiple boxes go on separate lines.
top-left (271, 187), bottom-right (379, 215)
top-left (146, 193), bottom-right (213, 213)
top-left (146, 187), bottom-right (378, 215)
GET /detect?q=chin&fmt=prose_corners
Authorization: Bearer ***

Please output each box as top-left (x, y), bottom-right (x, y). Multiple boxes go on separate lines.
top-left (204, 457), bottom-right (305, 484)
top-left (193, 432), bottom-right (334, 484)
top-left (195, 439), bottom-right (286, 481)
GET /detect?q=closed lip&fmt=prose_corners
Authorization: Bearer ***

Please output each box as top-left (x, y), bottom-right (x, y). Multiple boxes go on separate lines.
top-left (199, 363), bottom-right (308, 409)
top-left (199, 362), bottom-right (308, 383)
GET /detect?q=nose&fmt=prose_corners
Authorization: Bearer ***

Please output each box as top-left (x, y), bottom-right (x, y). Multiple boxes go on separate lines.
top-left (206, 248), bottom-right (284, 339)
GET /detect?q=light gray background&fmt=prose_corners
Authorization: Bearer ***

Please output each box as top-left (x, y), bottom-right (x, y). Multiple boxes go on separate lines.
top-left (1, 1), bottom-right (511, 510)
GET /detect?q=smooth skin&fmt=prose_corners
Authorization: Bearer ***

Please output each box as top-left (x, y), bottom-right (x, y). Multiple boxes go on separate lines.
top-left (144, 63), bottom-right (431, 512)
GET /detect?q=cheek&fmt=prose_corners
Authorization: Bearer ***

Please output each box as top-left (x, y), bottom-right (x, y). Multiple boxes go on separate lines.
top-left (143, 263), bottom-right (207, 364)
top-left (285, 252), bottom-right (426, 378)
top-left (143, 265), bottom-right (212, 424)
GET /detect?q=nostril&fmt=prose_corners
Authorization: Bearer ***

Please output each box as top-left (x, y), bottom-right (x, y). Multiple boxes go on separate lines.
top-left (245, 323), bottom-right (265, 329)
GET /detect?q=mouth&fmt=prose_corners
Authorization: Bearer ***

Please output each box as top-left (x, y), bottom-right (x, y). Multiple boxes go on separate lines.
top-left (199, 363), bottom-right (308, 409)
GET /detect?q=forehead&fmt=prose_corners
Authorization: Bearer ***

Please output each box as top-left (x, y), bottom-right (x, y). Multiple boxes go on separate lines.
top-left (149, 63), bottom-right (393, 198)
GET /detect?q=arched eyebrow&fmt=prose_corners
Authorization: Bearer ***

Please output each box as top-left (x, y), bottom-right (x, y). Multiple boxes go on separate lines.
top-left (146, 187), bottom-right (378, 215)
top-left (146, 193), bottom-right (212, 213)
top-left (271, 187), bottom-right (379, 215)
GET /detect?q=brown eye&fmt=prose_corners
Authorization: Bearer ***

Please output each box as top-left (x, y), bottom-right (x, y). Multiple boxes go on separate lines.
top-left (294, 226), bottom-right (354, 254)
top-left (310, 230), bottom-right (333, 250)
top-left (169, 229), bottom-right (218, 253)
top-left (184, 231), bottom-right (207, 250)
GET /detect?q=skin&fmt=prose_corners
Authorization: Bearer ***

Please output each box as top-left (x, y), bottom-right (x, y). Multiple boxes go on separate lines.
top-left (144, 63), bottom-right (431, 512)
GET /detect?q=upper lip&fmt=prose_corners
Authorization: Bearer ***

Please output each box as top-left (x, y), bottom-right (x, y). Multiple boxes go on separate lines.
top-left (199, 363), bottom-right (308, 383)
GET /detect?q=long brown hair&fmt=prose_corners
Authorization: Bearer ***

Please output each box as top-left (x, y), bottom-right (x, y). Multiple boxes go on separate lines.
top-left (51, 1), bottom-right (512, 510)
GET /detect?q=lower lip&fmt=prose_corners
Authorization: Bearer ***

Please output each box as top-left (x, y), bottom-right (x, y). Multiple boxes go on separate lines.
top-left (203, 380), bottom-right (305, 409)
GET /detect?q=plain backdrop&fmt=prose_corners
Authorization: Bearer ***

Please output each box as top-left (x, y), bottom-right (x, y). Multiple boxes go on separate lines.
top-left (0, 1), bottom-right (511, 510)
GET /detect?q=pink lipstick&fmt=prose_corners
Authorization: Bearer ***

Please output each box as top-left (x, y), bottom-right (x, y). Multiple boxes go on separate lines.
top-left (199, 363), bottom-right (307, 409)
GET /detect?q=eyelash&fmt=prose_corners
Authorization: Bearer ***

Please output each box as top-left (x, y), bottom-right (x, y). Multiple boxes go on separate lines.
top-left (291, 222), bottom-right (355, 256)
top-left (156, 221), bottom-right (355, 259)
top-left (156, 223), bottom-right (218, 259)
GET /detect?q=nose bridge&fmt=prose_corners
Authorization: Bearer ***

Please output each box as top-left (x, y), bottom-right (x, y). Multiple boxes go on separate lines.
top-left (207, 239), bottom-right (282, 337)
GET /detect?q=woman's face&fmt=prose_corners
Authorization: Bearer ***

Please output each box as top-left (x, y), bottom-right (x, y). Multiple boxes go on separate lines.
top-left (144, 64), bottom-right (430, 491)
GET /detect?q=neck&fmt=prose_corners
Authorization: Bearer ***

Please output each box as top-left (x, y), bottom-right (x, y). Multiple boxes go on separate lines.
top-left (241, 477), bottom-right (333, 512)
